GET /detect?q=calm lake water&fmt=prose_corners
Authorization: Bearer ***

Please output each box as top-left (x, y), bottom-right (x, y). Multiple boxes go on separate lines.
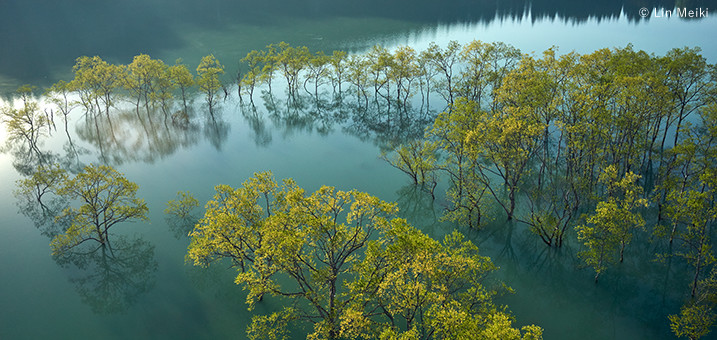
top-left (1, 1), bottom-right (717, 339)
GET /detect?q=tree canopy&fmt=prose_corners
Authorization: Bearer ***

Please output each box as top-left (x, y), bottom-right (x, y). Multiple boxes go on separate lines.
top-left (186, 171), bottom-right (541, 340)
top-left (48, 164), bottom-right (148, 254)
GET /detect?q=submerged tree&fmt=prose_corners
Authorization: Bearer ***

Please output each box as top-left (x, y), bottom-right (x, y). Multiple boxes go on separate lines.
top-left (425, 41), bottom-right (461, 108)
top-left (670, 268), bottom-right (717, 340)
top-left (169, 59), bottom-right (195, 114)
top-left (345, 222), bottom-right (542, 340)
top-left (196, 54), bottom-right (225, 113)
top-left (187, 171), bottom-right (397, 339)
top-left (49, 164), bottom-right (149, 254)
top-left (187, 172), bottom-right (541, 339)
top-left (576, 165), bottom-right (648, 282)
top-left (428, 98), bottom-right (489, 228)
top-left (44, 80), bottom-right (77, 136)
top-left (380, 139), bottom-right (438, 196)
top-left (124, 54), bottom-right (166, 112)
top-left (1, 85), bottom-right (50, 156)
top-left (164, 191), bottom-right (200, 239)
top-left (70, 55), bottom-right (124, 118)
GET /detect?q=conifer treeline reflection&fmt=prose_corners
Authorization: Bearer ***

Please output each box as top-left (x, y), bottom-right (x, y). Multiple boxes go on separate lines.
top-left (2, 0), bottom-right (714, 92)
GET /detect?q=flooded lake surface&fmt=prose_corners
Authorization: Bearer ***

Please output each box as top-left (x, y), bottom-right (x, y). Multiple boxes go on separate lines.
top-left (1, 1), bottom-right (716, 339)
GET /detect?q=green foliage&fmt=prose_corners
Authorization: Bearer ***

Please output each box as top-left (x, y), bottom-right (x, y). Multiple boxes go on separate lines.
top-left (425, 40), bottom-right (461, 106)
top-left (168, 59), bottom-right (194, 110)
top-left (49, 164), bottom-right (149, 254)
top-left (274, 42), bottom-right (311, 98)
top-left (240, 50), bottom-right (266, 102)
top-left (329, 50), bottom-right (348, 93)
top-left (304, 51), bottom-right (331, 98)
top-left (346, 223), bottom-right (539, 339)
top-left (670, 268), bottom-right (717, 340)
top-left (247, 308), bottom-right (296, 340)
top-left (657, 103), bottom-right (717, 297)
top-left (467, 89), bottom-right (545, 220)
top-left (196, 54), bottom-right (225, 111)
top-left (8, 44), bottom-right (717, 340)
top-left (125, 54), bottom-right (166, 107)
top-left (14, 163), bottom-right (68, 204)
top-left (164, 191), bottom-right (200, 239)
top-left (576, 165), bottom-right (648, 281)
top-left (70, 55), bottom-right (125, 115)
top-left (670, 304), bottom-right (716, 340)
top-left (380, 139), bottom-right (438, 194)
top-left (456, 40), bottom-right (521, 108)
top-left (428, 98), bottom-right (489, 228)
top-left (165, 191), bottom-right (199, 219)
top-left (187, 172), bottom-right (540, 339)
top-left (188, 171), bottom-right (397, 338)
top-left (44, 80), bottom-right (76, 133)
top-left (1, 85), bottom-right (49, 154)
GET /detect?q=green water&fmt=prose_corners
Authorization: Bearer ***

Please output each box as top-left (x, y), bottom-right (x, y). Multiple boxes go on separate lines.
top-left (2, 1), bottom-right (717, 339)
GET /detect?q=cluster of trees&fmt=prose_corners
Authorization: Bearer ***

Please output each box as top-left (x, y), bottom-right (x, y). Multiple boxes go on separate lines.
top-left (381, 45), bottom-right (717, 337)
top-left (4, 40), bottom-right (715, 338)
top-left (42, 53), bottom-right (223, 130)
top-left (2, 40), bottom-right (525, 171)
top-left (0, 54), bottom-right (231, 172)
top-left (182, 171), bottom-right (543, 340)
top-left (14, 162), bottom-right (544, 338)
top-left (237, 41), bottom-right (520, 116)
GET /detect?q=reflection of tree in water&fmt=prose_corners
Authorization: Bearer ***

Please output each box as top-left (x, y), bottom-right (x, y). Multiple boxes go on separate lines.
top-left (75, 106), bottom-right (203, 164)
top-left (395, 184), bottom-right (442, 237)
top-left (240, 90), bottom-right (433, 149)
top-left (166, 214), bottom-right (198, 240)
top-left (15, 177), bottom-right (158, 314)
top-left (203, 112), bottom-right (230, 151)
top-left (12, 140), bottom-right (87, 238)
top-left (6, 143), bottom-right (51, 176)
top-left (10, 146), bottom-right (158, 314)
top-left (344, 101), bottom-right (435, 148)
top-left (14, 183), bottom-right (70, 239)
top-left (53, 236), bottom-right (157, 314)
top-left (263, 91), bottom-right (344, 138)
top-left (240, 104), bottom-right (272, 147)
top-left (165, 212), bottom-right (199, 240)
top-left (8, 139), bottom-right (86, 176)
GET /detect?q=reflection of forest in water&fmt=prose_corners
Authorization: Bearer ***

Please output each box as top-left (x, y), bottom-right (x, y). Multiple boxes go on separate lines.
top-left (2, 71), bottom-right (435, 314)
top-left (2, 0), bottom-right (714, 92)
top-left (2, 90), bottom-right (434, 174)
top-left (2, 32), bottom-right (716, 338)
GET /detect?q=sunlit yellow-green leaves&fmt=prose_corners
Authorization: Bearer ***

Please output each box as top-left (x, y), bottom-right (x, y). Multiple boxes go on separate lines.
top-left (187, 171), bottom-right (539, 339)
top-left (196, 54), bottom-right (225, 111)
top-left (70, 55), bottom-right (125, 116)
top-left (576, 165), bottom-right (648, 281)
top-left (1, 85), bottom-right (49, 154)
top-left (49, 164), bottom-right (148, 254)
top-left (670, 304), bottom-right (716, 340)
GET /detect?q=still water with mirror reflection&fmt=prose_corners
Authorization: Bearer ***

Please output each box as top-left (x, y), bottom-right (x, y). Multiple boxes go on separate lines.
top-left (1, 0), bottom-right (717, 338)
